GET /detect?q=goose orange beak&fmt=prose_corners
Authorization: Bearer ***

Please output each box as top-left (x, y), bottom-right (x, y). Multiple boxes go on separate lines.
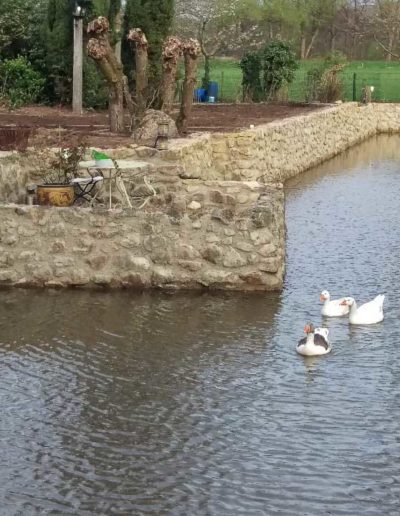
top-left (340, 300), bottom-right (347, 306)
top-left (304, 324), bottom-right (311, 333)
top-left (320, 294), bottom-right (325, 302)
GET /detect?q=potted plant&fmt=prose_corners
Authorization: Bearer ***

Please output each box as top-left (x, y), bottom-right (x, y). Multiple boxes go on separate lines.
top-left (35, 141), bottom-right (87, 207)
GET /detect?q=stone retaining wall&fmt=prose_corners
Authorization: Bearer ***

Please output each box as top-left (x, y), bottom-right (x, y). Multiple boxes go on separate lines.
top-left (0, 181), bottom-right (285, 291)
top-left (1, 102), bottom-right (400, 291)
top-left (163, 103), bottom-right (400, 182)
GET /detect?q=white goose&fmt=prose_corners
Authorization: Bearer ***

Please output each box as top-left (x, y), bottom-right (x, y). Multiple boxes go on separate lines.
top-left (340, 295), bottom-right (385, 325)
top-left (320, 290), bottom-right (350, 317)
top-left (296, 324), bottom-right (332, 356)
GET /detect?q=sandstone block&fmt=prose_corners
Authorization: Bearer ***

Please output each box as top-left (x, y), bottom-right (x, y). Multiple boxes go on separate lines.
top-left (206, 234), bottom-right (220, 244)
top-left (235, 241), bottom-right (254, 252)
top-left (258, 257), bottom-right (280, 273)
top-left (0, 270), bottom-right (17, 283)
top-left (188, 201), bottom-right (202, 211)
top-left (224, 228), bottom-right (235, 236)
top-left (202, 245), bottom-right (223, 264)
top-left (150, 248), bottom-right (172, 266)
top-left (120, 233), bottom-right (141, 248)
top-left (87, 254), bottom-right (108, 270)
top-left (152, 266), bottom-right (175, 285)
top-left (252, 206), bottom-right (274, 228)
top-left (211, 208), bottom-right (234, 225)
top-left (51, 240), bottom-right (66, 253)
top-left (176, 244), bottom-right (200, 260)
top-left (250, 228), bottom-right (274, 245)
top-left (53, 256), bottom-right (75, 268)
top-left (26, 264), bottom-right (53, 282)
top-left (259, 243), bottom-right (277, 257)
top-left (178, 260), bottom-right (203, 272)
top-left (144, 235), bottom-right (167, 252)
top-left (121, 272), bottom-right (150, 288)
top-left (0, 252), bottom-right (14, 266)
top-left (19, 250), bottom-right (39, 261)
top-left (200, 269), bottom-right (239, 287)
top-left (169, 197), bottom-right (186, 218)
top-left (222, 248), bottom-right (247, 268)
top-left (209, 190), bottom-right (225, 203)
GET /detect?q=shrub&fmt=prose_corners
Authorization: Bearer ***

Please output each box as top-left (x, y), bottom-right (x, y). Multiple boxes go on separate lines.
top-left (306, 52), bottom-right (347, 103)
top-left (262, 42), bottom-right (298, 100)
top-left (318, 64), bottom-right (344, 103)
top-left (240, 51), bottom-right (262, 102)
top-left (0, 57), bottom-right (45, 108)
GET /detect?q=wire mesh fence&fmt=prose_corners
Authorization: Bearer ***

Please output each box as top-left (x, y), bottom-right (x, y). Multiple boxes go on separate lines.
top-left (181, 70), bottom-right (400, 104)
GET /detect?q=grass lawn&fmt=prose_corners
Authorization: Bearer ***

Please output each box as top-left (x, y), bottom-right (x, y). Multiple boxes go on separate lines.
top-left (195, 58), bottom-right (400, 103)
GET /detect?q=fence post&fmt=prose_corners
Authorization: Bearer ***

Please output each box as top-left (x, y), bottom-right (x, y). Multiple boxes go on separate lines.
top-left (220, 71), bottom-right (224, 102)
top-left (352, 73), bottom-right (357, 102)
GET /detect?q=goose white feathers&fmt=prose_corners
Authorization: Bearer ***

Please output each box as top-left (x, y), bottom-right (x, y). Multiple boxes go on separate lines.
top-left (296, 324), bottom-right (332, 356)
top-left (320, 290), bottom-right (350, 317)
top-left (340, 295), bottom-right (385, 325)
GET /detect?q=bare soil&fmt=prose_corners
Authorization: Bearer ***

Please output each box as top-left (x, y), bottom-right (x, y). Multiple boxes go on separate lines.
top-left (0, 103), bottom-right (323, 149)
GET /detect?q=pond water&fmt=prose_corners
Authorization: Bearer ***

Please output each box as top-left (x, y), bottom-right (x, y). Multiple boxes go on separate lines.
top-left (1, 135), bottom-right (400, 515)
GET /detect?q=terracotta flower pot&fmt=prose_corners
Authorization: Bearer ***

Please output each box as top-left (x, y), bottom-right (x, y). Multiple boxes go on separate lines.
top-left (36, 184), bottom-right (75, 207)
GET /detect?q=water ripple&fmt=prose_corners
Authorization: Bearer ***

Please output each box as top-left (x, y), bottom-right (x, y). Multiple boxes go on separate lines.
top-left (1, 135), bottom-right (400, 514)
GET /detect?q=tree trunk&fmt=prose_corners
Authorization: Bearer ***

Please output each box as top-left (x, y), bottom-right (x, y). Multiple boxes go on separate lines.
top-left (386, 31), bottom-right (397, 61)
top-left (87, 17), bottom-right (131, 133)
top-left (300, 35), bottom-right (306, 59)
top-left (160, 36), bottom-right (182, 114)
top-left (127, 29), bottom-right (149, 120)
top-left (203, 54), bottom-right (211, 90)
top-left (109, 81), bottom-right (124, 133)
top-left (176, 39), bottom-right (200, 135)
top-left (305, 30), bottom-right (319, 59)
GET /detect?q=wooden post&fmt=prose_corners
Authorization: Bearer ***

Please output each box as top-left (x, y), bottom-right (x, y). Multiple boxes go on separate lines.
top-left (353, 73), bottom-right (357, 102)
top-left (72, 14), bottom-right (83, 114)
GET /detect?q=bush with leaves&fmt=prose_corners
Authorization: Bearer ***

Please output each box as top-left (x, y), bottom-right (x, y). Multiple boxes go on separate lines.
top-left (240, 51), bottom-right (262, 102)
top-left (262, 42), bottom-right (297, 100)
top-left (0, 57), bottom-right (45, 108)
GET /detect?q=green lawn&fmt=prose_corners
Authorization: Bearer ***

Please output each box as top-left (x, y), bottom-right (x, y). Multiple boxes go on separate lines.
top-left (195, 58), bottom-right (400, 103)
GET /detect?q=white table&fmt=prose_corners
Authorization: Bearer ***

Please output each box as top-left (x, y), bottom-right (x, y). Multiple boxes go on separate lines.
top-left (78, 160), bottom-right (150, 209)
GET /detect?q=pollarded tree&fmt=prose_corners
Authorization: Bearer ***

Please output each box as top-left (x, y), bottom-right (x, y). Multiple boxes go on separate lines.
top-left (176, 38), bottom-right (201, 134)
top-left (123, 0), bottom-right (175, 87)
top-left (90, 0), bottom-right (123, 59)
top-left (87, 16), bottom-right (129, 132)
top-left (160, 36), bottom-right (183, 114)
top-left (127, 28), bottom-right (149, 118)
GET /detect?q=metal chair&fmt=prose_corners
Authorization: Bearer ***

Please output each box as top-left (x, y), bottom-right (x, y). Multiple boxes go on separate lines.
top-left (71, 173), bottom-right (104, 204)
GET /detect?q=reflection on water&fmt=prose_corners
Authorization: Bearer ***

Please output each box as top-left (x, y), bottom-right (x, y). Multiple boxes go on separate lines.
top-left (1, 134), bottom-right (400, 515)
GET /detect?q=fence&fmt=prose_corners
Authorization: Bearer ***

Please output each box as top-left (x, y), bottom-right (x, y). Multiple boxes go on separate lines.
top-left (183, 70), bottom-right (400, 104)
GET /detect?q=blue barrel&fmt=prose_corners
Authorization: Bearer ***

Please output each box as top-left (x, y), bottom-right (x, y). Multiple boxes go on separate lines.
top-left (194, 88), bottom-right (207, 102)
top-left (207, 82), bottom-right (219, 102)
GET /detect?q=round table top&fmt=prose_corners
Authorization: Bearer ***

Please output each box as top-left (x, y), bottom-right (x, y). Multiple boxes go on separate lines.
top-left (78, 160), bottom-right (150, 170)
